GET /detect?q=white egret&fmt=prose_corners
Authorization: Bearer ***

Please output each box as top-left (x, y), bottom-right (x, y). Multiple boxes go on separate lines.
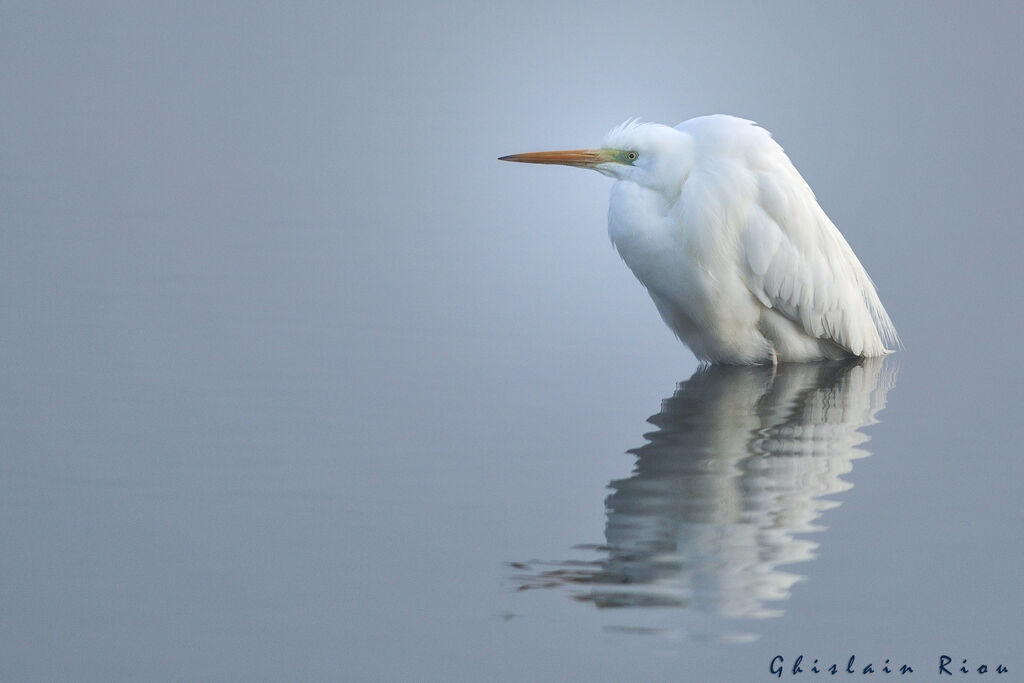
top-left (500, 115), bottom-right (899, 365)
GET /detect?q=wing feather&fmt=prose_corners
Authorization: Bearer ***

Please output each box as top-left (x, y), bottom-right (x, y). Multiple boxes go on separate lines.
top-left (740, 163), bottom-right (900, 356)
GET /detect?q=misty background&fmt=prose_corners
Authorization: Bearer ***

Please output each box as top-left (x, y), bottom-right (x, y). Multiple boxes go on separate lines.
top-left (3, 2), bottom-right (1022, 681)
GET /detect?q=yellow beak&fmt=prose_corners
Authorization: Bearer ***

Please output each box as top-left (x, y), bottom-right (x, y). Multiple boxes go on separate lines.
top-left (498, 149), bottom-right (613, 168)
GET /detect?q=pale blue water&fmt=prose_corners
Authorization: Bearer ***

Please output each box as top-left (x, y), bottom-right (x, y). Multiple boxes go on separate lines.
top-left (512, 359), bottom-right (898, 624)
top-left (3, 313), bottom-right (1021, 680)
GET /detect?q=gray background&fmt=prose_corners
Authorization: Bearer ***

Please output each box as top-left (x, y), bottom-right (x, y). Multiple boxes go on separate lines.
top-left (2, 2), bottom-right (1022, 681)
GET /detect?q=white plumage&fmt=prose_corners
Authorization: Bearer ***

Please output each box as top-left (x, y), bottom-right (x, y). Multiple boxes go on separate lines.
top-left (501, 115), bottom-right (899, 365)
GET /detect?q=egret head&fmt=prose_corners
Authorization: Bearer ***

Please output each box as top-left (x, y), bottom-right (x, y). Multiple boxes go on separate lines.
top-left (499, 119), bottom-right (693, 193)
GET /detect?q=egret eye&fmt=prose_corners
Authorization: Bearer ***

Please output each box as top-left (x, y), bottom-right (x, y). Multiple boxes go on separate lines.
top-left (626, 151), bottom-right (638, 161)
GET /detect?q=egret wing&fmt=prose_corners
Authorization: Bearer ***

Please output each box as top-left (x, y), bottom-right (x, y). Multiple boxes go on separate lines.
top-left (740, 168), bottom-right (899, 356)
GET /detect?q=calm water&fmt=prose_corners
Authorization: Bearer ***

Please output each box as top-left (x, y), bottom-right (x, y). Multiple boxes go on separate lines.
top-left (3, 319), bottom-right (1021, 680)
top-left (3, 2), bottom-right (1023, 681)
top-left (512, 359), bottom-right (898, 626)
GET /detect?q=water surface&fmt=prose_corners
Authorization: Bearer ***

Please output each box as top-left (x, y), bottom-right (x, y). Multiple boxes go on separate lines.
top-left (514, 359), bottom-right (898, 634)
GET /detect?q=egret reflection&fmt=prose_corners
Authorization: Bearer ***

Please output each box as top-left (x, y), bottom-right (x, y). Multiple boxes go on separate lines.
top-left (514, 357), bottom-right (898, 621)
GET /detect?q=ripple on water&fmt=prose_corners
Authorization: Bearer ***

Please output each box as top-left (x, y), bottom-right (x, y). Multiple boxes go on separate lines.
top-left (509, 357), bottom-right (899, 633)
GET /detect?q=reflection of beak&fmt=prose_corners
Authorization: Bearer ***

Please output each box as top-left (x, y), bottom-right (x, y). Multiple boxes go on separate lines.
top-left (498, 148), bottom-right (613, 168)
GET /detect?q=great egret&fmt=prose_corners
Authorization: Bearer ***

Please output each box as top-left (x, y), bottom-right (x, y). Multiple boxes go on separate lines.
top-left (500, 115), bottom-right (899, 365)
